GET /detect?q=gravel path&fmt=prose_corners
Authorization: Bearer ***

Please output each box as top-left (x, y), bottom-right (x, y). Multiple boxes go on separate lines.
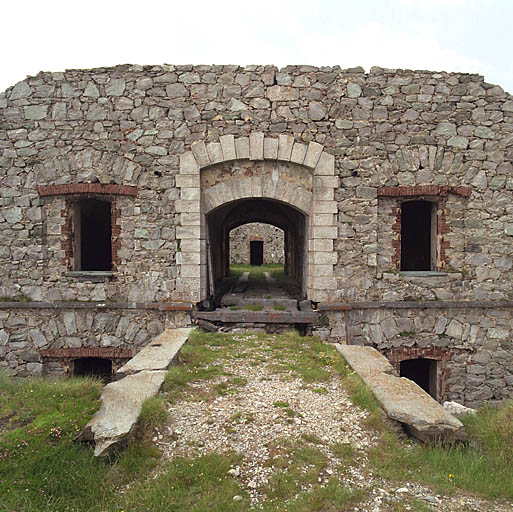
top-left (154, 333), bottom-right (512, 512)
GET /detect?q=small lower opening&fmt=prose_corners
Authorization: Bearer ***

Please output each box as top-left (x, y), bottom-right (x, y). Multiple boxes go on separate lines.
top-left (73, 357), bottom-right (112, 380)
top-left (400, 358), bottom-right (437, 398)
top-left (250, 240), bottom-right (264, 266)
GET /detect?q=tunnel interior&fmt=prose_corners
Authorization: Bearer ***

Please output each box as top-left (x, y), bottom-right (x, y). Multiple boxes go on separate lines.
top-left (206, 198), bottom-right (307, 298)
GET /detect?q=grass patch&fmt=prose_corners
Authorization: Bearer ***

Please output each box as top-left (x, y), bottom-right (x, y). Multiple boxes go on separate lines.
top-left (273, 304), bottom-right (287, 311)
top-left (137, 396), bottom-right (168, 437)
top-left (163, 329), bottom-right (238, 401)
top-left (230, 263), bottom-right (285, 281)
top-left (0, 373), bottom-right (116, 512)
top-left (369, 400), bottom-right (513, 499)
top-left (244, 303), bottom-right (264, 311)
top-left (331, 441), bottom-right (356, 461)
top-left (116, 452), bottom-right (248, 511)
top-left (343, 372), bottom-right (380, 413)
top-left (261, 437), bottom-right (363, 510)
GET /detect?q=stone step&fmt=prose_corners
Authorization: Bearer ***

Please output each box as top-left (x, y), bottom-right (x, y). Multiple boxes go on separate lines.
top-left (78, 327), bottom-right (191, 456)
top-left (195, 309), bottom-right (319, 324)
top-left (220, 296), bottom-right (298, 310)
top-left (335, 344), bottom-right (466, 442)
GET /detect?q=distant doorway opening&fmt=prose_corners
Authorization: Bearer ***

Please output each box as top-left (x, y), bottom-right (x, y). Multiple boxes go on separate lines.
top-left (250, 240), bottom-right (264, 266)
top-left (73, 357), bottom-right (112, 380)
top-left (400, 358), bottom-right (437, 398)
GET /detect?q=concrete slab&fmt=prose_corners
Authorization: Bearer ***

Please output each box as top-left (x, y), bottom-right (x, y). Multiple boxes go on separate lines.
top-left (78, 327), bottom-right (191, 456)
top-left (116, 327), bottom-right (191, 378)
top-left (78, 370), bottom-right (167, 456)
top-left (335, 344), bottom-right (466, 442)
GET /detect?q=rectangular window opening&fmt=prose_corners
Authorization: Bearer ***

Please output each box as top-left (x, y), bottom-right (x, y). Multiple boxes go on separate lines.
top-left (400, 200), bottom-right (435, 271)
top-left (73, 198), bottom-right (112, 271)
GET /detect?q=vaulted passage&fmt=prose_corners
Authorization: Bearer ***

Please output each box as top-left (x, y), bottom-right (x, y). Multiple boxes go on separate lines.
top-left (400, 358), bottom-right (437, 398)
top-left (206, 198), bottom-right (307, 299)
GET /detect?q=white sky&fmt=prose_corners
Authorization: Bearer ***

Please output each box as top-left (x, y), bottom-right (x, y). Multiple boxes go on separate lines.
top-left (1, 0), bottom-right (512, 94)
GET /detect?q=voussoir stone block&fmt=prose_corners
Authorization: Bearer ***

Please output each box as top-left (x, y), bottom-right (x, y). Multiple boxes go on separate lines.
top-left (263, 137), bottom-right (279, 160)
top-left (278, 134), bottom-right (295, 161)
top-left (290, 142), bottom-right (308, 165)
top-left (206, 142), bottom-right (223, 164)
top-left (219, 134), bottom-right (236, 161)
top-left (303, 142), bottom-right (324, 169)
top-left (235, 137), bottom-right (250, 159)
top-left (191, 141), bottom-right (211, 168)
top-left (249, 132), bottom-right (264, 160)
top-left (180, 152), bottom-right (200, 175)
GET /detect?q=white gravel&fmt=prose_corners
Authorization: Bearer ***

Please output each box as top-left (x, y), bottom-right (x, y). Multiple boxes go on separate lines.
top-left (153, 333), bottom-right (513, 512)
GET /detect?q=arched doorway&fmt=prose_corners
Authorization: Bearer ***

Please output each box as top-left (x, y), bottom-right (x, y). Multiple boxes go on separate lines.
top-left (206, 198), bottom-right (308, 298)
top-left (174, 133), bottom-right (338, 304)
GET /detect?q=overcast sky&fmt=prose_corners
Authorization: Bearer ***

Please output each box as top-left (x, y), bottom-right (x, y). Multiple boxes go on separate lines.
top-left (1, 0), bottom-right (512, 94)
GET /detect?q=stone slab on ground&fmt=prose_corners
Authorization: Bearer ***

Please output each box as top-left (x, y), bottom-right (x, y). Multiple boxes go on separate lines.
top-left (335, 344), bottom-right (466, 442)
top-left (78, 327), bottom-right (191, 456)
top-left (335, 344), bottom-right (395, 377)
top-left (116, 327), bottom-right (191, 377)
top-left (78, 369), bottom-right (167, 456)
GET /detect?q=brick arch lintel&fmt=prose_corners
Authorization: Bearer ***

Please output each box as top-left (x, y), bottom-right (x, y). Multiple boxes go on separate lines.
top-left (174, 133), bottom-right (338, 303)
top-left (37, 183), bottom-right (138, 197)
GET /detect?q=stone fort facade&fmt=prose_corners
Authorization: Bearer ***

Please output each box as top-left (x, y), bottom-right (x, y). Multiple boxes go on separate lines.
top-left (1, 64), bottom-right (512, 407)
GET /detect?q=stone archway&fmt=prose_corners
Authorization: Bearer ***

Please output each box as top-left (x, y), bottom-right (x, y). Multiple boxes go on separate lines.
top-left (174, 133), bottom-right (338, 303)
top-left (207, 197), bottom-right (308, 297)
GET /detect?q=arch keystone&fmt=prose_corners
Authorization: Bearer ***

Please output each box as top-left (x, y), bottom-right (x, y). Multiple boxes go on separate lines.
top-left (219, 135), bottom-right (236, 161)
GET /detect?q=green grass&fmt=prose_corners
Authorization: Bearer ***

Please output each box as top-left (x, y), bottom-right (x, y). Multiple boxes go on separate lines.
top-left (0, 373), bottom-right (112, 511)
top-left (230, 263), bottom-right (285, 281)
top-left (115, 452), bottom-right (249, 512)
top-left (137, 396), bottom-right (168, 436)
top-left (369, 400), bottom-right (513, 499)
top-left (2, 334), bottom-right (513, 510)
top-left (261, 437), bottom-right (363, 510)
top-left (244, 303), bottom-right (264, 311)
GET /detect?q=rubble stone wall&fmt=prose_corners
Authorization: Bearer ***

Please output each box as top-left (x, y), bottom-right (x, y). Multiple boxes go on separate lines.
top-left (0, 305), bottom-right (190, 377)
top-left (1, 64), bottom-right (512, 403)
top-left (230, 223), bottom-right (284, 264)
